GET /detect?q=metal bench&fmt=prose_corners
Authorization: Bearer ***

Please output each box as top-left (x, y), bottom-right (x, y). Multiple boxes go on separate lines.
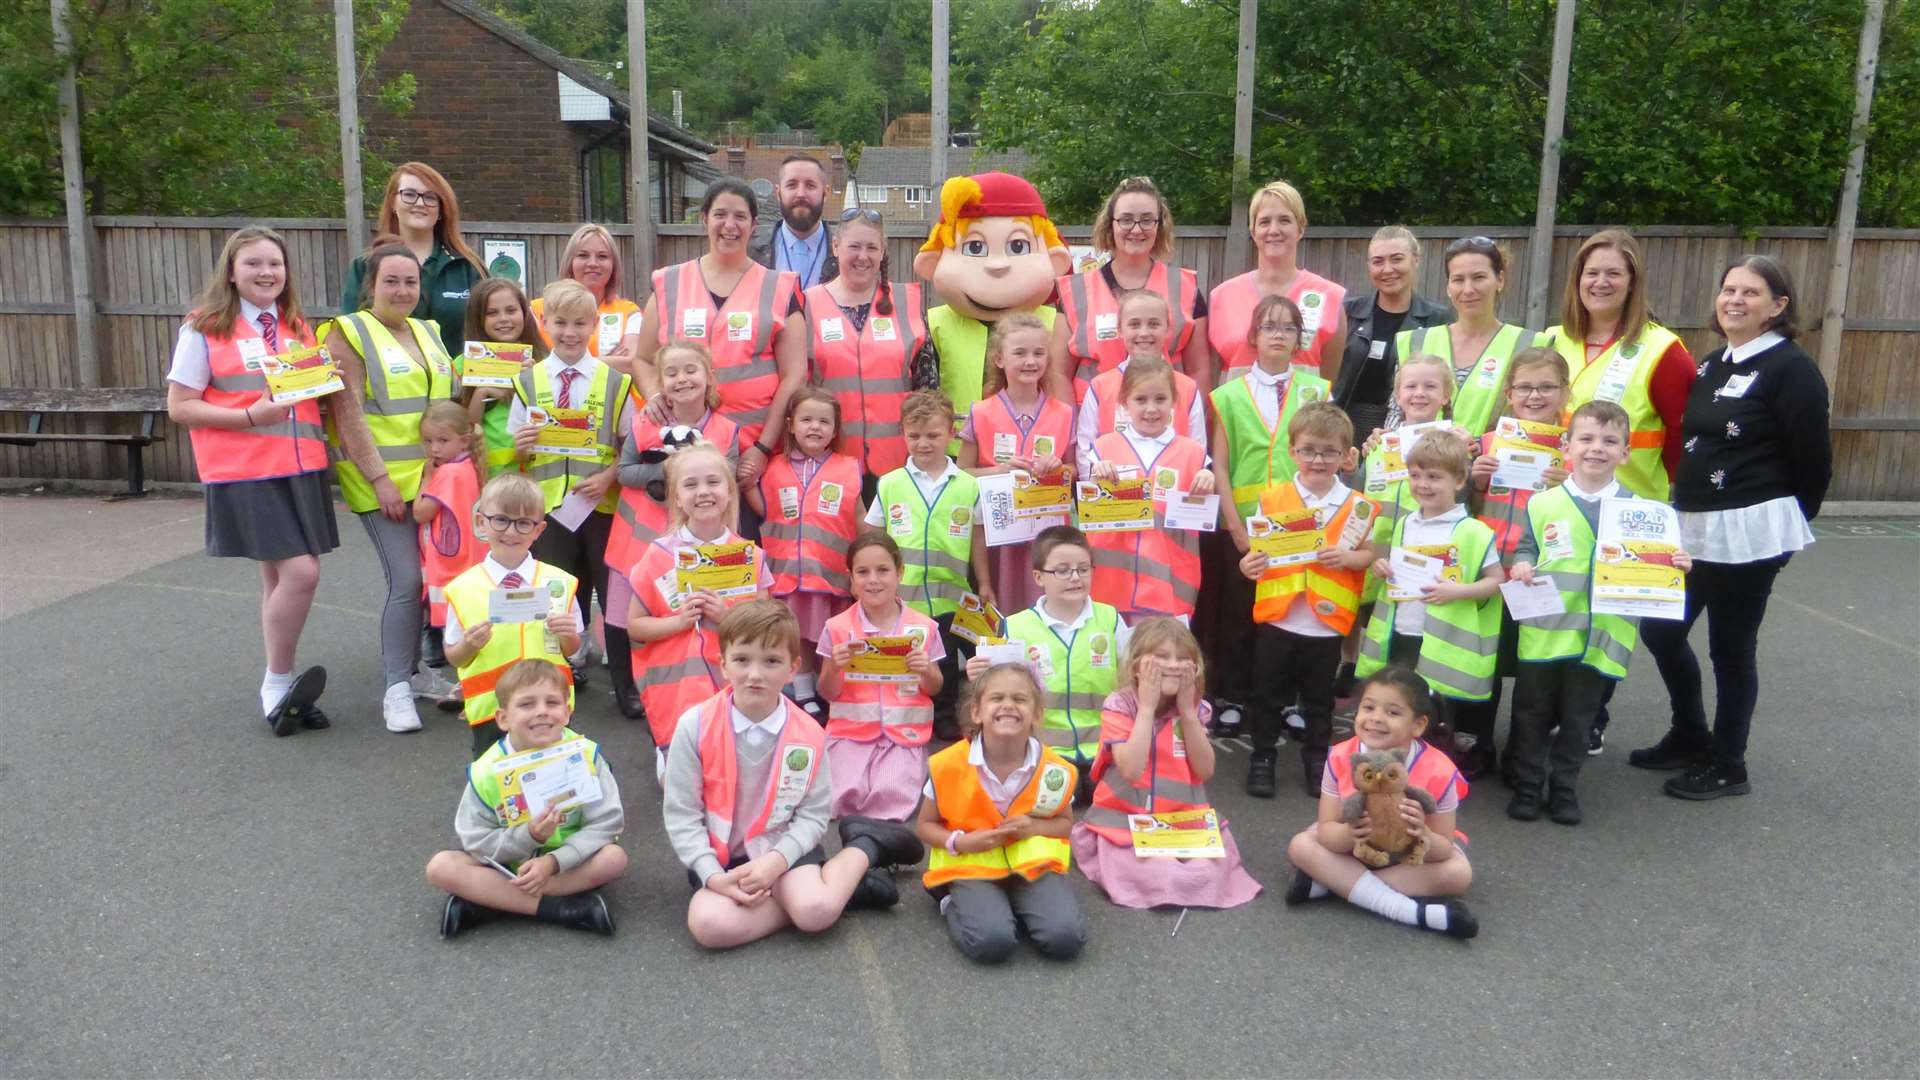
top-left (0, 387), bottom-right (170, 498)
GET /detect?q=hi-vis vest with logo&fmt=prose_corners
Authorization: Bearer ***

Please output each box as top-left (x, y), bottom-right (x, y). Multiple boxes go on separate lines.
top-left (876, 466), bottom-right (979, 618)
top-left (922, 739), bottom-right (1076, 890)
top-left (629, 533), bottom-right (765, 748)
top-left (1081, 704), bottom-right (1213, 844)
top-left (1395, 323), bottom-right (1548, 437)
top-left (1328, 735), bottom-right (1469, 844)
top-left (1357, 514), bottom-right (1502, 701)
top-left (531, 296), bottom-right (641, 358)
top-left (697, 690), bottom-right (825, 865)
top-left (1251, 482), bottom-right (1371, 635)
top-left (969, 392), bottom-right (1075, 477)
top-left (1004, 603), bottom-right (1122, 763)
top-left (1087, 364), bottom-right (1201, 448)
top-left (1210, 368), bottom-right (1331, 517)
top-left (607, 409), bottom-right (739, 580)
top-left (469, 731), bottom-right (599, 859)
top-left (1477, 433), bottom-right (1536, 562)
top-left (444, 561), bottom-right (578, 726)
top-left (321, 312), bottom-right (457, 512)
top-left (514, 361), bottom-right (632, 514)
top-left (1207, 269), bottom-right (1347, 373)
top-left (1548, 322), bottom-right (1682, 500)
top-left (1513, 485), bottom-right (1641, 679)
top-left (652, 260), bottom-right (798, 449)
top-left (1057, 260), bottom-right (1200, 392)
top-left (187, 310), bottom-right (329, 484)
top-left (927, 305), bottom-right (1058, 455)
top-left (1088, 432), bottom-right (1205, 617)
top-left (821, 603), bottom-right (937, 746)
top-left (806, 282), bottom-right (926, 476)
top-left (758, 451), bottom-right (862, 597)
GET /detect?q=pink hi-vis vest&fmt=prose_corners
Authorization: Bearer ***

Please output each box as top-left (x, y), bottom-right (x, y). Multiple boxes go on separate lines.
top-left (1206, 269), bottom-right (1347, 373)
top-left (1327, 735), bottom-right (1469, 844)
top-left (697, 689), bottom-right (826, 862)
top-left (651, 259), bottom-right (799, 449)
top-left (1056, 260), bottom-right (1200, 392)
top-left (968, 391), bottom-right (1076, 472)
top-left (821, 603), bottom-right (938, 747)
top-left (607, 408), bottom-right (740, 581)
top-left (186, 310), bottom-right (329, 484)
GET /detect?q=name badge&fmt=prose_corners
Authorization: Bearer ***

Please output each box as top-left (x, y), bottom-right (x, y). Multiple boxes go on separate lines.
top-left (744, 743), bottom-right (815, 858)
top-left (1032, 435), bottom-right (1056, 459)
top-left (1717, 372), bottom-right (1757, 399)
top-left (725, 312), bottom-right (753, 342)
top-left (886, 502), bottom-right (913, 537)
top-left (597, 313), bottom-right (624, 354)
top-left (1540, 521), bottom-right (1577, 564)
top-left (1087, 630), bottom-right (1112, 669)
top-left (238, 338), bottom-right (269, 363)
top-left (948, 506), bottom-right (972, 538)
top-left (681, 308), bottom-right (707, 339)
top-left (381, 345), bottom-right (411, 375)
top-left (1094, 313), bottom-right (1119, 341)
top-left (1595, 344), bottom-right (1639, 403)
top-left (778, 486), bottom-right (801, 520)
top-left (817, 481), bottom-right (844, 518)
top-left (819, 317), bottom-right (845, 343)
top-left (870, 317), bottom-right (897, 342)
top-left (992, 431), bottom-right (1018, 464)
top-left (1367, 339), bottom-right (1387, 361)
top-left (1030, 762), bottom-right (1073, 816)
top-left (1298, 291), bottom-right (1325, 337)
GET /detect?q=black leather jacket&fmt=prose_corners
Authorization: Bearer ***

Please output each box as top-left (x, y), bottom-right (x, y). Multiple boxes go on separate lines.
top-left (1332, 289), bottom-right (1452, 408)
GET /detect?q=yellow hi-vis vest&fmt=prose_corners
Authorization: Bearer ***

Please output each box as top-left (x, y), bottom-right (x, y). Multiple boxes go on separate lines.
top-left (1513, 485), bottom-right (1641, 679)
top-left (322, 312), bottom-right (457, 512)
top-left (1548, 322), bottom-right (1682, 500)
top-left (443, 561), bottom-right (579, 726)
top-left (1356, 514), bottom-right (1501, 701)
top-left (513, 361), bottom-right (633, 513)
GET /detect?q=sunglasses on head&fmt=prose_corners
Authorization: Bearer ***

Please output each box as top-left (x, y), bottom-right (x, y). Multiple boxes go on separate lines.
top-left (840, 208), bottom-right (883, 225)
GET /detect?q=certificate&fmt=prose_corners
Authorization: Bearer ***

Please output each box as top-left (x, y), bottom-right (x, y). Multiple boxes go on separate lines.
top-left (1161, 491), bottom-right (1220, 533)
top-left (844, 632), bottom-right (926, 684)
top-left (1490, 416), bottom-right (1566, 456)
top-left (1075, 478), bottom-right (1154, 532)
top-left (1490, 448), bottom-right (1555, 492)
top-left (488, 585), bottom-right (549, 624)
top-left (1592, 497), bottom-right (1687, 620)
top-left (1011, 469), bottom-right (1073, 519)
top-left (675, 542), bottom-right (759, 598)
top-left (261, 345), bottom-right (344, 404)
top-left (1500, 578), bottom-right (1567, 620)
top-left (1128, 808), bottom-right (1226, 859)
top-left (462, 340), bottom-right (531, 388)
top-left (979, 472), bottom-right (1042, 547)
top-left (1385, 546), bottom-right (1460, 601)
top-left (973, 641), bottom-right (1032, 667)
top-left (950, 592), bottom-right (1005, 645)
top-left (1372, 420), bottom-right (1447, 485)
top-left (491, 738), bottom-right (602, 826)
top-left (1247, 509), bottom-right (1326, 569)
top-left (531, 407), bottom-right (600, 458)
top-left (550, 489), bottom-right (597, 532)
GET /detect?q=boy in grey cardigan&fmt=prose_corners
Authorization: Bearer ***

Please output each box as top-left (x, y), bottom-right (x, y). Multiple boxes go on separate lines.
top-left (426, 659), bottom-right (630, 937)
top-left (663, 601), bottom-right (924, 950)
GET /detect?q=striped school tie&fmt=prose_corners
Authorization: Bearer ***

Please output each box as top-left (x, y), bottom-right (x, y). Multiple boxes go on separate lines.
top-left (499, 572), bottom-right (525, 589)
top-left (258, 312), bottom-right (278, 352)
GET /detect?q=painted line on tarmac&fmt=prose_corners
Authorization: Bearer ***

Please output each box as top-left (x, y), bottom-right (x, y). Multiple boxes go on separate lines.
top-left (1775, 595), bottom-right (1917, 656)
top-left (844, 919), bottom-right (912, 1079)
top-left (0, 572), bottom-right (381, 621)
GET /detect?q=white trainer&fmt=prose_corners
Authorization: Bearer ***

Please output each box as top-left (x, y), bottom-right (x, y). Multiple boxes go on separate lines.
top-left (384, 681), bottom-right (423, 733)
top-left (409, 666), bottom-right (456, 700)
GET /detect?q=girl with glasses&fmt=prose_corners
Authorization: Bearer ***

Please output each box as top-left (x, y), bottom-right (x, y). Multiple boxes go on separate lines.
top-left (339, 163), bottom-right (483, 360)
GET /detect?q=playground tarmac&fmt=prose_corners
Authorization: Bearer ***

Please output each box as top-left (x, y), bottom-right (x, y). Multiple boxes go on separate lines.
top-left (3, 492), bottom-right (1915, 1079)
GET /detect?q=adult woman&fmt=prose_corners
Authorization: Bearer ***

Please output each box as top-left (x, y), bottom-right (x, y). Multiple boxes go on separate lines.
top-left (1207, 180), bottom-right (1347, 383)
top-left (1332, 226), bottom-right (1450, 442)
top-left (533, 223), bottom-right (643, 370)
top-left (339, 163), bottom-right (482, 359)
top-left (1542, 229), bottom-right (1696, 500)
top-left (1049, 176), bottom-right (1208, 397)
top-left (321, 242), bottom-right (458, 734)
top-left (636, 177), bottom-right (807, 495)
top-left (1631, 256), bottom-right (1831, 800)
top-left (1385, 236), bottom-right (1545, 437)
top-left (166, 226), bottom-right (337, 734)
top-left (803, 208), bottom-right (933, 499)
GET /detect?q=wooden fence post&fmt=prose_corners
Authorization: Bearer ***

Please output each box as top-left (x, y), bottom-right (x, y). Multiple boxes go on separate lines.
top-left (1224, 0), bottom-right (1257, 280)
top-left (51, 0), bottom-right (99, 390)
top-left (1819, 0), bottom-right (1887, 389)
top-left (931, 0), bottom-right (949, 192)
top-left (1526, 0), bottom-right (1577, 327)
top-left (628, 0), bottom-right (653, 284)
top-left (334, 0), bottom-right (367, 256)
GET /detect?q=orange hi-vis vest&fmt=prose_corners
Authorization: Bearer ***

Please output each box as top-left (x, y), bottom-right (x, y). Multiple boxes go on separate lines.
top-left (922, 738), bottom-right (1077, 890)
top-left (1088, 432), bottom-right (1206, 618)
top-left (607, 409), bottom-right (740, 582)
top-left (1086, 364), bottom-right (1201, 445)
top-left (1056, 260), bottom-right (1200, 393)
top-left (820, 602), bottom-right (938, 747)
top-left (1250, 482), bottom-right (1371, 635)
top-left (651, 259), bottom-right (799, 449)
top-left (1328, 735), bottom-right (1469, 844)
top-left (969, 391), bottom-right (1076, 472)
top-left (757, 451), bottom-right (863, 597)
top-left (805, 282), bottom-right (926, 476)
top-left (1206, 268), bottom-right (1347, 373)
top-left (1081, 705), bottom-right (1213, 844)
top-left (418, 455), bottom-right (484, 626)
top-left (696, 689), bottom-right (826, 864)
top-left (630, 533), bottom-right (766, 747)
top-left (531, 296), bottom-right (641, 357)
top-left (186, 311), bottom-right (329, 483)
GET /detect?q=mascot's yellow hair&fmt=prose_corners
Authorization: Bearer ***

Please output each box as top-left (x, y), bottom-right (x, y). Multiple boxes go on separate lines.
top-left (919, 175), bottom-right (1065, 254)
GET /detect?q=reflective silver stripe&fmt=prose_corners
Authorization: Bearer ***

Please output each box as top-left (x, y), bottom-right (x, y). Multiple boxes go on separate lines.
top-left (1046, 690), bottom-right (1107, 713)
top-left (821, 374), bottom-right (909, 394)
top-left (1103, 775), bottom-right (1208, 808)
top-left (819, 376), bottom-right (864, 392)
top-left (1358, 629), bottom-right (1388, 662)
top-left (1412, 324), bottom-right (1434, 356)
top-left (1422, 616), bottom-right (1499, 655)
top-left (343, 313), bottom-right (396, 409)
top-left (843, 419), bottom-right (904, 438)
top-left (209, 373), bottom-right (267, 392)
top-left (831, 702), bottom-right (934, 727)
top-left (1544, 570), bottom-right (1589, 592)
top-left (593, 364), bottom-right (626, 448)
top-left (1090, 546), bottom-right (1198, 605)
top-left (374, 443), bottom-right (427, 463)
top-left (1082, 804), bottom-right (1133, 830)
top-left (662, 265), bottom-right (683, 340)
top-left (907, 548), bottom-right (972, 577)
top-left (427, 586), bottom-right (445, 602)
top-left (715, 357), bottom-right (779, 385)
top-left (361, 393), bottom-right (430, 416)
top-left (918, 580), bottom-right (972, 605)
top-left (228, 421), bottom-right (328, 442)
top-left (524, 460), bottom-right (572, 481)
top-left (733, 406), bottom-right (771, 428)
top-left (1416, 651), bottom-right (1494, 697)
top-left (1521, 610), bottom-right (1590, 632)
top-left (1069, 273), bottom-right (1093, 360)
top-left (1164, 262), bottom-right (1188, 347)
top-left (1592, 627), bottom-right (1636, 669)
top-left (1038, 726), bottom-right (1081, 747)
top-left (766, 553), bottom-right (850, 592)
top-left (750, 266), bottom-right (780, 357)
top-left (637, 654), bottom-right (714, 685)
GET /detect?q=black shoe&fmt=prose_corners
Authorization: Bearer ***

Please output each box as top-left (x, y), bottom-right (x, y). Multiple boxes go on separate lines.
top-left (614, 686), bottom-right (646, 721)
top-left (839, 817), bottom-right (926, 869)
top-left (265, 666), bottom-right (327, 737)
top-left (1283, 868), bottom-right (1324, 906)
top-left (570, 663), bottom-right (591, 693)
top-left (1664, 763), bottom-right (1751, 801)
top-left (1506, 789), bottom-right (1543, 821)
top-left (300, 704), bottom-right (332, 730)
top-left (439, 894), bottom-right (495, 938)
top-left (1415, 896), bottom-right (1479, 940)
top-left (1547, 788), bottom-right (1583, 826)
top-left (1629, 732), bottom-right (1712, 771)
top-left (1301, 754), bottom-right (1328, 799)
top-left (1280, 705), bottom-right (1306, 738)
top-left (1245, 750), bottom-right (1277, 799)
top-left (1210, 700), bottom-right (1245, 738)
top-left (1586, 725), bottom-right (1605, 756)
top-left (844, 867), bottom-right (900, 911)
top-left (535, 892), bottom-right (615, 935)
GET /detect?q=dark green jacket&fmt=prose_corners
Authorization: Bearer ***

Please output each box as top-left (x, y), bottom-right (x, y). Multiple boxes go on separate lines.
top-left (339, 241), bottom-right (481, 358)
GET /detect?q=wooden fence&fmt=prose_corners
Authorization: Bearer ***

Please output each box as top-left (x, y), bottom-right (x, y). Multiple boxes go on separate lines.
top-left (2, 217), bottom-right (1915, 499)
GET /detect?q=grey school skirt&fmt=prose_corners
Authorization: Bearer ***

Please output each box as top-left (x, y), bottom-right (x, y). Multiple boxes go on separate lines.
top-left (204, 470), bottom-right (341, 561)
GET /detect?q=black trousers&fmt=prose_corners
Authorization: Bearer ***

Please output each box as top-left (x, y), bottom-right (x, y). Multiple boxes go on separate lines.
top-left (1452, 611), bottom-right (1518, 750)
top-left (1638, 554), bottom-right (1789, 769)
top-left (931, 612), bottom-right (970, 738)
top-left (1250, 625), bottom-right (1341, 783)
top-left (1194, 529), bottom-right (1258, 706)
top-left (1388, 632), bottom-right (1471, 744)
top-left (532, 509), bottom-right (635, 697)
top-left (1509, 659), bottom-right (1611, 794)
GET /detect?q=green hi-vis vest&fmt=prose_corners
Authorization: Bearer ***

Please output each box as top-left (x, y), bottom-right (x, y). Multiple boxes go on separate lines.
top-left (1395, 323), bottom-right (1548, 437)
top-left (876, 466), bottom-right (979, 618)
top-left (1513, 485), bottom-right (1640, 679)
top-left (467, 731), bottom-right (601, 864)
top-left (927, 305), bottom-right (1057, 456)
top-left (1004, 602), bottom-right (1121, 765)
top-left (1210, 368), bottom-right (1331, 518)
top-left (322, 312), bottom-right (458, 512)
top-left (1357, 514), bottom-right (1501, 701)
top-left (514, 362), bottom-right (633, 514)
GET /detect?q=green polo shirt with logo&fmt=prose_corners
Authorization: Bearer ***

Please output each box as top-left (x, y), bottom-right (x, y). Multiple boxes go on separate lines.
top-left (339, 241), bottom-right (481, 359)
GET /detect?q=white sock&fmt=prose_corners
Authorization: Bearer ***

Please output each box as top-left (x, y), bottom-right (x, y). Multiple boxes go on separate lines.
top-left (1308, 881), bottom-right (1330, 900)
top-left (261, 670), bottom-right (293, 716)
top-left (655, 747), bottom-right (668, 785)
top-left (1348, 871), bottom-right (1419, 926)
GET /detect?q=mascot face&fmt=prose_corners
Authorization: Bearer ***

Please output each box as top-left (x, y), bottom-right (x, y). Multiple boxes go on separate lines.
top-left (914, 172), bottom-right (1071, 322)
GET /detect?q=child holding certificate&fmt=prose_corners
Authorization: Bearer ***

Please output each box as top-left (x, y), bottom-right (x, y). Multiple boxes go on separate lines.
top-left (1073, 290), bottom-right (1205, 466)
top-left (816, 532), bottom-right (944, 819)
top-left (917, 663), bottom-right (1085, 964)
top-left (1070, 618), bottom-right (1261, 910)
top-left (461, 279), bottom-right (545, 474)
top-left (1237, 402), bottom-right (1373, 799)
top-left (1283, 666), bottom-right (1477, 939)
top-left (663, 602), bottom-right (925, 950)
top-left (426, 659), bottom-right (627, 938)
top-left (626, 443), bottom-right (772, 780)
top-left (1505, 401), bottom-right (1693, 825)
top-left (441, 474), bottom-right (584, 758)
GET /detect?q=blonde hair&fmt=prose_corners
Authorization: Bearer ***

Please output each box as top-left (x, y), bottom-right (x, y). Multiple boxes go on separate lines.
top-left (190, 226), bottom-right (308, 340)
top-left (900, 389), bottom-right (956, 430)
top-left (1248, 180), bottom-right (1307, 229)
top-left (1118, 355), bottom-right (1177, 401)
top-left (958, 663), bottom-right (1046, 739)
top-left (1288, 401), bottom-right (1353, 449)
top-left (377, 163), bottom-right (483, 269)
top-left (983, 313), bottom-right (1051, 396)
top-left (1370, 225), bottom-right (1421, 262)
top-left (1561, 228), bottom-right (1655, 349)
top-left (493, 658), bottom-right (572, 712)
top-left (1396, 353), bottom-right (1457, 415)
top-left (1405, 428), bottom-right (1472, 482)
top-left (1091, 176), bottom-right (1174, 259)
top-left (559, 223), bottom-right (626, 302)
top-left (656, 339), bottom-right (722, 410)
top-left (1117, 288), bottom-right (1171, 324)
top-left (718, 599), bottom-right (802, 660)
top-left (663, 442), bottom-right (739, 530)
top-left (1123, 616), bottom-right (1207, 701)
top-left (420, 400), bottom-right (487, 478)
top-left (477, 472), bottom-right (546, 519)
top-left (541, 278), bottom-right (598, 322)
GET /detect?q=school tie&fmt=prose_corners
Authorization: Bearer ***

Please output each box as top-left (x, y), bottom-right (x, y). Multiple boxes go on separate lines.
top-left (257, 311), bottom-right (278, 353)
top-left (556, 369), bottom-right (577, 410)
top-left (498, 572), bottom-right (525, 589)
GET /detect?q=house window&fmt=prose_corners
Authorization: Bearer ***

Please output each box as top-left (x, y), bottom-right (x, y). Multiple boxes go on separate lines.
top-left (583, 144), bottom-right (625, 223)
top-left (858, 185), bottom-right (887, 204)
top-left (903, 187), bottom-right (929, 205)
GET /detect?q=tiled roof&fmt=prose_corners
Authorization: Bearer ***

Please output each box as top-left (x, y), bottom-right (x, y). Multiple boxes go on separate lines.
top-left (853, 146), bottom-right (1034, 187)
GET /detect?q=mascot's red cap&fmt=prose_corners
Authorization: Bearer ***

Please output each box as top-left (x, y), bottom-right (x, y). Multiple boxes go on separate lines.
top-left (940, 172), bottom-right (1048, 222)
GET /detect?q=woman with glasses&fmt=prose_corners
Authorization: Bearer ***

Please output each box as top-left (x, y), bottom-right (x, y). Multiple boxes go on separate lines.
top-left (1332, 226), bottom-right (1450, 444)
top-left (339, 163), bottom-right (483, 359)
top-left (1207, 180), bottom-right (1347, 383)
top-left (532, 223), bottom-right (644, 371)
top-left (1382, 236), bottom-right (1548, 437)
top-left (1048, 176), bottom-right (1208, 398)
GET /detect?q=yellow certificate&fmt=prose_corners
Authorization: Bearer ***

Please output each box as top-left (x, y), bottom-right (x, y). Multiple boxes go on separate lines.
top-left (530, 407), bottom-right (600, 458)
top-left (462, 341), bottom-right (531, 388)
top-left (1247, 508), bottom-right (1327, 568)
top-left (491, 737), bottom-right (601, 827)
top-left (950, 592), bottom-right (1005, 645)
top-left (674, 542), bottom-right (759, 598)
top-left (1012, 469), bottom-right (1073, 519)
top-left (843, 631), bottom-right (927, 684)
top-left (262, 345), bottom-right (344, 404)
top-left (1128, 808), bottom-right (1226, 859)
top-left (1075, 478), bottom-right (1154, 532)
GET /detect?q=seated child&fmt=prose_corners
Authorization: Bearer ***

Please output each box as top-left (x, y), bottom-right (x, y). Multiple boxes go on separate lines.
top-left (661, 601), bottom-right (926, 950)
top-left (1283, 665), bottom-right (1478, 939)
top-left (424, 659), bottom-right (628, 938)
top-left (917, 663), bottom-right (1085, 964)
top-left (1071, 617), bottom-right (1262, 909)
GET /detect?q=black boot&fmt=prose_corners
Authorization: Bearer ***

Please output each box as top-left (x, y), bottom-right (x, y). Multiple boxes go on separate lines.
top-left (1547, 787), bottom-right (1583, 826)
top-left (439, 894), bottom-right (504, 939)
top-left (1245, 749), bottom-right (1277, 798)
top-left (1506, 787), bottom-right (1543, 821)
top-left (1629, 730), bottom-right (1712, 771)
top-left (844, 868), bottom-right (900, 911)
top-left (839, 817), bottom-right (926, 869)
top-left (535, 892), bottom-right (615, 935)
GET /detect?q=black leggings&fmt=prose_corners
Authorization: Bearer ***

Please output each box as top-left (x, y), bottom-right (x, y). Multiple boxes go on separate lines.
top-left (1638, 554), bottom-right (1789, 769)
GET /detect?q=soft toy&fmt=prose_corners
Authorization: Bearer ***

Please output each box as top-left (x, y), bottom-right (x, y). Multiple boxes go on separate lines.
top-left (914, 173), bottom-right (1071, 448)
top-left (1340, 747), bottom-right (1438, 867)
